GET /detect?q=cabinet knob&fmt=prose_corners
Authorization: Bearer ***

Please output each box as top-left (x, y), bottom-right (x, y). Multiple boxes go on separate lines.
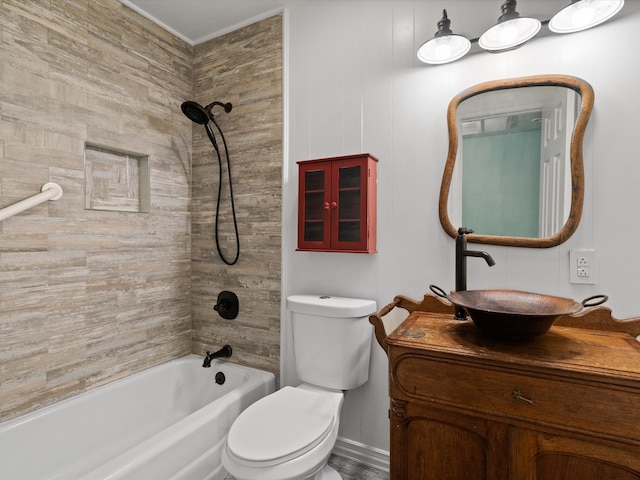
top-left (323, 201), bottom-right (330, 210)
top-left (330, 201), bottom-right (337, 209)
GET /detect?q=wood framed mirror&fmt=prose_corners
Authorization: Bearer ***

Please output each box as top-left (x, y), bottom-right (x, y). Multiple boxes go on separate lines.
top-left (439, 74), bottom-right (594, 248)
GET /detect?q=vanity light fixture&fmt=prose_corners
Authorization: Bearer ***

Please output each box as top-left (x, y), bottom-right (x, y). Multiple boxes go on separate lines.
top-left (417, 10), bottom-right (471, 65)
top-left (478, 0), bottom-right (541, 52)
top-left (417, 0), bottom-right (624, 65)
top-left (549, 0), bottom-right (624, 34)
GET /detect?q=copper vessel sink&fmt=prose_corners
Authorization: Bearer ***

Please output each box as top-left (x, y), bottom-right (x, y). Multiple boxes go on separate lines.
top-left (431, 286), bottom-right (608, 338)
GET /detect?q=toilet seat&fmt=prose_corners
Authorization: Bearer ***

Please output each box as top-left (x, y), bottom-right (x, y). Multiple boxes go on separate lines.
top-left (226, 386), bottom-right (336, 467)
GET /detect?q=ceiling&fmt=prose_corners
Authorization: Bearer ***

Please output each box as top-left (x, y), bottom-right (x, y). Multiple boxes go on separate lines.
top-left (120, 0), bottom-right (303, 45)
top-left (120, 1), bottom-right (630, 47)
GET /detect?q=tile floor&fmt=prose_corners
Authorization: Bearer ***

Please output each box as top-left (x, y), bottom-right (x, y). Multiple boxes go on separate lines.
top-left (224, 453), bottom-right (390, 479)
top-left (328, 454), bottom-right (390, 479)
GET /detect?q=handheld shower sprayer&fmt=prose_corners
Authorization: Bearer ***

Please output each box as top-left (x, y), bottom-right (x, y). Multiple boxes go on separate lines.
top-left (181, 101), bottom-right (232, 124)
top-left (181, 99), bottom-right (240, 265)
top-left (181, 101), bottom-right (210, 125)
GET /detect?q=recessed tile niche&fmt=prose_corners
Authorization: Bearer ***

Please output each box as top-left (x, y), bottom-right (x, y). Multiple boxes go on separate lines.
top-left (84, 143), bottom-right (150, 213)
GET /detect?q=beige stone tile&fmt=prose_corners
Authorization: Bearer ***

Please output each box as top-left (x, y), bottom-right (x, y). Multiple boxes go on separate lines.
top-left (0, 3), bottom-right (282, 422)
top-left (0, 0), bottom-right (193, 421)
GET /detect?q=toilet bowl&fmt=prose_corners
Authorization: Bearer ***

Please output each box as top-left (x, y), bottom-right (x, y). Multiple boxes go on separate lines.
top-left (222, 295), bottom-right (376, 480)
top-left (221, 385), bottom-right (343, 480)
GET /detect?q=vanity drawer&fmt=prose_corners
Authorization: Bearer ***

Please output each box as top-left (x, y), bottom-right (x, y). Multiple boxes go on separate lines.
top-left (391, 354), bottom-right (640, 442)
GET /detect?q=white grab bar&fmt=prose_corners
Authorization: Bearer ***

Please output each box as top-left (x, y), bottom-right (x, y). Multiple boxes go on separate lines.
top-left (0, 183), bottom-right (64, 222)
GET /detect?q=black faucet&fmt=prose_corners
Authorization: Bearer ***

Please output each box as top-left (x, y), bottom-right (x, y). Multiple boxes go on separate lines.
top-left (455, 227), bottom-right (496, 320)
top-left (202, 345), bottom-right (233, 367)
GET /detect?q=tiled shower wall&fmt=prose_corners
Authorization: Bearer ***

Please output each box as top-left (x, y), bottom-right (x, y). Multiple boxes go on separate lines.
top-left (191, 15), bottom-right (283, 373)
top-left (1, 2), bottom-right (283, 422)
top-left (0, 0), bottom-right (194, 421)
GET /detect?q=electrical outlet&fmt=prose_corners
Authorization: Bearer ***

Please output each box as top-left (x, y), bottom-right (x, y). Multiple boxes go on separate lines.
top-left (577, 267), bottom-right (589, 277)
top-left (570, 249), bottom-right (597, 284)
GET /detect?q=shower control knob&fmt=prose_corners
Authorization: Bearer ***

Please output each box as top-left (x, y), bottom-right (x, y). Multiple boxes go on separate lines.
top-left (214, 291), bottom-right (239, 320)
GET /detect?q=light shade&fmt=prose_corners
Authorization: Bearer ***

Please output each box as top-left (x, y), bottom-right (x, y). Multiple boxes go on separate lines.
top-left (549, 0), bottom-right (624, 34)
top-left (417, 35), bottom-right (471, 64)
top-left (417, 10), bottom-right (471, 65)
top-left (479, 0), bottom-right (542, 52)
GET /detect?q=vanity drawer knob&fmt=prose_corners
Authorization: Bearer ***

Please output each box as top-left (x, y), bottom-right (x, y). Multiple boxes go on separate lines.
top-left (513, 390), bottom-right (534, 404)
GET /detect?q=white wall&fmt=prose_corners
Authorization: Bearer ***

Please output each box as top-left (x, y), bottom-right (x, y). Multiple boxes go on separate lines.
top-left (280, 0), bottom-right (640, 462)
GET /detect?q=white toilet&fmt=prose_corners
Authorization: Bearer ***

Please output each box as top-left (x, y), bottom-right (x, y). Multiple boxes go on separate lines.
top-left (221, 294), bottom-right (377, 480)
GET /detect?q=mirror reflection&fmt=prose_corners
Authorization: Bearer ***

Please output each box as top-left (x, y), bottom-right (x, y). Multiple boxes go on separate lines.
top-left (439, 75), bottom-right (594, 248)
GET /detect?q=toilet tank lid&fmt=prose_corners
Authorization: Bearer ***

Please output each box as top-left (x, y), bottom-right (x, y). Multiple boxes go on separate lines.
top-left (287, 295), bottom-right (376, 318)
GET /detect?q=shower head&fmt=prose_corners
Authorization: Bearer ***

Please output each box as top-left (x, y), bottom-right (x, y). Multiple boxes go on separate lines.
top-left (181, 100), bottom-right (233, 126)
top-left (181, 101), bottom-right (210, 125)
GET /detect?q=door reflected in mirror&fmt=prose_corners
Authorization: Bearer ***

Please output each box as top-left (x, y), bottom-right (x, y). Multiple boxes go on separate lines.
top-left (439, 75), bottom-right (594, 248)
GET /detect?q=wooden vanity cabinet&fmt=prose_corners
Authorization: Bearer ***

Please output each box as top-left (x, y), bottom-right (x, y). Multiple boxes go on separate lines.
top-left (385, 312), bottom-right (640, 480)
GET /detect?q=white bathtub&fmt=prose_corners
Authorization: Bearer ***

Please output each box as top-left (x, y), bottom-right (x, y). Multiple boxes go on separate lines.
top-left (0, 354), bottom-right (275, 480)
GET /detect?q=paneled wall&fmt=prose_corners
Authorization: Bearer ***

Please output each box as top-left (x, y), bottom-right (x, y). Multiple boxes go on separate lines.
top-left (191, 15), bottom-right (283, 373)
top-left (0, 1), bottom-right (193, 421)
top-left (281, 0), bottom-right (640, 459)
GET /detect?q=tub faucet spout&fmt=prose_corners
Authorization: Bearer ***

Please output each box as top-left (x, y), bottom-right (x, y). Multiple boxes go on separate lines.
top-left (203, 345), bottom-right (233, 367)
top-left (455, 227), bottom-right (496, 320)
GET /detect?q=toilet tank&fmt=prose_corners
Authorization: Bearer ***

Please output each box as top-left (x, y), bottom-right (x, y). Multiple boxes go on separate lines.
top-left (286, 295), bottom-right (377, 390)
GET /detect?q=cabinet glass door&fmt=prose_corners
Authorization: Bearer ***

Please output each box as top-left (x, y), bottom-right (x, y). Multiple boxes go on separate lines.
top-left (298, 162), bottom-right (331, 250)
top-left (332, 160), bottom-right (366, 249)
top-left (336, 165), bottom-right (362, 242)
top-left (304, 169), bottom-right (327, 242)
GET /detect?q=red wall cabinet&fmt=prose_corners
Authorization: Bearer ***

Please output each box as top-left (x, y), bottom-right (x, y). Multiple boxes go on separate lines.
top-left (297, 153), bottom-right (377, 253)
